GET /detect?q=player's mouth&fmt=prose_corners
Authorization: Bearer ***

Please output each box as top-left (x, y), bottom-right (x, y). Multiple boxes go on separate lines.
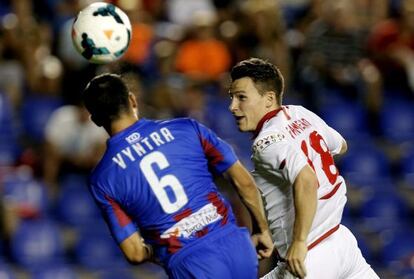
top-left (234, 116), bottom-right (245, 124)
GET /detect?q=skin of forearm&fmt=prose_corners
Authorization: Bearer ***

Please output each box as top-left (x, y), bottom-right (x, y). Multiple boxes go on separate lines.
top-left (227, 162), bottom-right (269, 233)
top-left (239, 183), bottom-right (269, 233)
top-left (292, 169), bottom-right (318, 242)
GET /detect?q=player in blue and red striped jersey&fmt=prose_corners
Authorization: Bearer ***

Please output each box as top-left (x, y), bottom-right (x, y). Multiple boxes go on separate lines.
top-left (82, 73), bottom-right (273, 278)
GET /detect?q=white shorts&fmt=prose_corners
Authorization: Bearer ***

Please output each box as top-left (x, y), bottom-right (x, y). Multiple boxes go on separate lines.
top-left (260, 262), bottom-right (296, 279)
top-left (261, 225), bottom-right (379, 279)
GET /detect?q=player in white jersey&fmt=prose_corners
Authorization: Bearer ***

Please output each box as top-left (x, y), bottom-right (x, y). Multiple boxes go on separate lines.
top-left (228, 58), bottom-right (379, 279)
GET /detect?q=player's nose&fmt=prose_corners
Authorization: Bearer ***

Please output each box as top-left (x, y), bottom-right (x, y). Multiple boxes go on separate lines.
top-left (228, 99), bottom-right (238, 113)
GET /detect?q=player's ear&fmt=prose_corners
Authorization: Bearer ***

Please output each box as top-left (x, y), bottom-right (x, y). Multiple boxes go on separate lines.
top-left (129, 92), bottom-right (140, 117)
top-left (265, 91), bottom-right (276, 108)
top-left (129, 92), bottom-right (138, 108)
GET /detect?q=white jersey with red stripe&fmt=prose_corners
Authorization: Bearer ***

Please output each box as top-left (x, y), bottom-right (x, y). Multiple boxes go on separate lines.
top-left (252, 105), bottom-right (347, 257)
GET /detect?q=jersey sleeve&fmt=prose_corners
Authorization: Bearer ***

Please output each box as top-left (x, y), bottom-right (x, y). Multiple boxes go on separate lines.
top-left (325, 127), bottom-right (345, 155)
top-left (89, 182), bottom-right (137, 244)
top-left (303, 107), bottom-right (345, 155)
top-left (190, 119), bottom-right (237, 173)
top-left (254, 131), bottom-right (308, 185)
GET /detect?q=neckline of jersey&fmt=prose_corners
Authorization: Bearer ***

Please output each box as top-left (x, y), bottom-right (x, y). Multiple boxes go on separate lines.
top-left (107, 118), bottom-right (147, 146)
top-left (253, 107), bottom-right (283, 138)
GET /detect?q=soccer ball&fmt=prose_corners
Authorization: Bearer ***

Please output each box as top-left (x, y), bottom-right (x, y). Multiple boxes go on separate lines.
top-left (71, 2), bottom-right (132, 64)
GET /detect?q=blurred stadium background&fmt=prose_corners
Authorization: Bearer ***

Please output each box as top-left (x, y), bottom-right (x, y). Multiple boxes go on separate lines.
top-left (0, 0), bottom-right (414, 278)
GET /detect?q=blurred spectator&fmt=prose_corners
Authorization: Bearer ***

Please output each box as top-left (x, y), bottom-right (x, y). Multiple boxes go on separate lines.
top-left (0, 164), bottom-right (49, 259)
top-left (56, 1), bottom-right (97, 105)
top-left (174, 11), bottom-right (231, 81)
top-left (0, 28), bottom-right (24, 110)
top-left (146, 22), bottom-right (183, 78)
top-left (368, 0), bottom-right (414, 100)
top-left (299, 0), bottom-right (382, 116)
top-left (166, 0), bottom-right (216, 27)
top-left (180, 81), bottom-right (208, 123)
top-left (121, 71), bottom-right (159, 118)
top-left (0, 91), bottom-right (21, 166)
top-left (352, 0), bottom-right (388, 34)
top-left (236, 0), bottom-right (291, 86)
top-left (10, 219), bottom-right (64, 269)
top-left (148, 76), bottom-right (186, 118)
top-left (43, 103), bottom-right (106, 196)
top-left (6, 0), bottom-right (57, 96)
top-left (120, 2), bottom-right (155, 67)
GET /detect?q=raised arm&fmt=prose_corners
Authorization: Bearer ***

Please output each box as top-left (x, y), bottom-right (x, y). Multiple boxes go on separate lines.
top-left (225, 160), bottom-right (273, 259)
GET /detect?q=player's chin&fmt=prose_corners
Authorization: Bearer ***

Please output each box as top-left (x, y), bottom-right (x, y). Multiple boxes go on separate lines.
top-left (237, 125), bottom-right (247, 132)
top-left (237, 124), bottom-right (252, 133)
top-left (235, 121), bottom-right (246, 132)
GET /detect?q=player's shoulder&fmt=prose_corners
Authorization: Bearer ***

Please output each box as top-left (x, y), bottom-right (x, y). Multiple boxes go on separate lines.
top-left (286, 105), bottom-right (323, 124)
top-left (88, 162), bottom-right (118, 199)
top-left (289, 105), bottom-right (319, 118)
top-left (285, 104), bottom-right (312, 115)
top-left (89, 156), bottom-right (111, 185)
top-left (89, 141), bottom-right (123, 184)
top-left (159, 117), bottom-right (211, 136)
top-left (156, 117), bottom-right (198, 128)
top-left (253, 127), bottom-right (288, 154)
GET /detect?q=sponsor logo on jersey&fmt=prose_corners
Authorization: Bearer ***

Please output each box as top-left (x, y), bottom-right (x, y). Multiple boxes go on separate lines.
top-left (125, 132), bottom-right (141, 144)
top-left (160, 203), bottom-right (222, 239)
top-left (253, 133), bottom-right (285, 152)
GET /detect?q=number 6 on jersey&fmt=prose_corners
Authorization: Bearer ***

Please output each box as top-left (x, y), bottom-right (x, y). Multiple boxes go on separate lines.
top-left (140, 151), bottom-right (188, 214)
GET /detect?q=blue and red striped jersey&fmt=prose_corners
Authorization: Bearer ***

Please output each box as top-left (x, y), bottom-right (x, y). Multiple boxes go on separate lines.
top-left (88, 118), bottom-right (238, 265)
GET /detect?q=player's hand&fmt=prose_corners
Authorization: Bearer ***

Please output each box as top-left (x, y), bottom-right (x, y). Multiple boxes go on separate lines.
top-left (251, 230), bottom-right (274, 259)
top-left (285, 240), bottom-right (307, 278)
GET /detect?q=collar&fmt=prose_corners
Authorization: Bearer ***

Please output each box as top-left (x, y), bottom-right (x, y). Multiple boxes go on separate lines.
top-left (253, 107), bottom-right (283, 138)
top-left (107, 119), bottom-right (146, 146)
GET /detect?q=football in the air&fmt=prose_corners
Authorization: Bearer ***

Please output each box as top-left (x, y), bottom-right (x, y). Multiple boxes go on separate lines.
top-left (71, 2), bottom-right (132, 64)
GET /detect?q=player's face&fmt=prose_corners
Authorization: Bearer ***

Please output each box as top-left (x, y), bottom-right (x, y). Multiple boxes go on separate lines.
top-left (229, 77), bottom-right (269, 132)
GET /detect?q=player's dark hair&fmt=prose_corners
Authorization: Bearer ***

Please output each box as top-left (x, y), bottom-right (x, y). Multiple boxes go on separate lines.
top-left (83, 73), bottom-right (130, 126)
top-left (230, 58), bottom-right (284, 105)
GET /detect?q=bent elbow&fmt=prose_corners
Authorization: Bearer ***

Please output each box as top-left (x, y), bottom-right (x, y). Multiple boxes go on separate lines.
top-left (119, 233), bottom-right (151, 265)
top-left (123, 246), bottom-right (148, 265)
top-left (339, 139), bottom-right (348, 155)
top-left (124, 252), bottom-right (146, 265)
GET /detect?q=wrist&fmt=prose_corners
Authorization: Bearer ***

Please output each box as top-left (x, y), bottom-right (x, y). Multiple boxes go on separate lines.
top-left (259, 228), bottom-right (271, 235)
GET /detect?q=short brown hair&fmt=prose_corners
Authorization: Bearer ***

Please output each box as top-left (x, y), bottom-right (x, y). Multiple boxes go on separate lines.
top-left (230, 58), bottom-right (285, 105)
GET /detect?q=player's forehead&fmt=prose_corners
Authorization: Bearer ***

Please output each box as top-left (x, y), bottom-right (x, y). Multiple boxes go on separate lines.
top-left (229, 77), bottom-right (258, 95)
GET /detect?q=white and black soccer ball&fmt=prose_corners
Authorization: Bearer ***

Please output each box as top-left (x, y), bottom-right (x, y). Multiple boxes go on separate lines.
top-left (71, 2), bottom-right (132, 64)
